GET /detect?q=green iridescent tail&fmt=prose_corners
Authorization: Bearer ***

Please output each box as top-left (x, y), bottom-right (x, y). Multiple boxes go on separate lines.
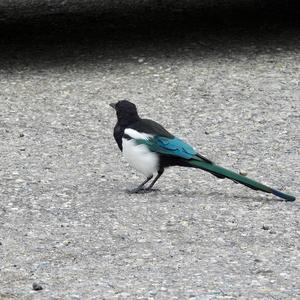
top-left (188, 159), bottom-right (295, 202)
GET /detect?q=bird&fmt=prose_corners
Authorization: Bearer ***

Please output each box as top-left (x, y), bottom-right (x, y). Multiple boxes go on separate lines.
top-left (110, 100), bottom-right (295, 202)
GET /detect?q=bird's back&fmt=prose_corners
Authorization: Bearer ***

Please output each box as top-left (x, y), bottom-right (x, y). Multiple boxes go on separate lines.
top-left (130, 118), bottom-right (174, 138)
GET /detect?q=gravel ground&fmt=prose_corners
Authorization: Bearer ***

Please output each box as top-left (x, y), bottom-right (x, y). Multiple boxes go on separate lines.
top-left (0, 1), bottom-right (300, 299)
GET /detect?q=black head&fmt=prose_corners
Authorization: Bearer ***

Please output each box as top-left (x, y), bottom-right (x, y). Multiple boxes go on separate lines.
top-left (110, 100), bottom-right (139, 125)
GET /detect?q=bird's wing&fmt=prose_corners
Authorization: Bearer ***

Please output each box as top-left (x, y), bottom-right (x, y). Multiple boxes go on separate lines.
top-left (131, 119), bottom-right (174, 138)
top-left (135, 135), bottom-right (212, 162)
top-left (129, 118), bottom-right (212, 163)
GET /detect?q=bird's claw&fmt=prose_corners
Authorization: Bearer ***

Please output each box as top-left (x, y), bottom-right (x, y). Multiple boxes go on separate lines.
top-left (126, 187), bottom-right (145, 194)
top-left (126, 187), bottom-right (159, 194)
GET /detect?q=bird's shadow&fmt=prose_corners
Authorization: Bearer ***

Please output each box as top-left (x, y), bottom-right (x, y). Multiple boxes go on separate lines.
top-left (122, 185), bottom-right (282, 203)
top-left (0, 0), bottom-right (299, 70)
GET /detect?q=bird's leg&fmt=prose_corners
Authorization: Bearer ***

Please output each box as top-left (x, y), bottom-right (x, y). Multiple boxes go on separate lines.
top-left (146, 168), bottom-right (164, 191)
top-left (127, 175), bottom-right (153, 194)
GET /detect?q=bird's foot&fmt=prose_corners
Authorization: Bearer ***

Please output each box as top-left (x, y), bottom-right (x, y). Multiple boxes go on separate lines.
top-left (126, 187), bottom-right (145, 194)
top-left (126, 187), bottom-right (159, 194)
top-left (144, 187), bottom-right (160, 193)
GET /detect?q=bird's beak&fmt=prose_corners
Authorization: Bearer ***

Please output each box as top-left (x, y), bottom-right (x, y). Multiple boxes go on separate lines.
top-left (109, 102), bottom-right (116, 109)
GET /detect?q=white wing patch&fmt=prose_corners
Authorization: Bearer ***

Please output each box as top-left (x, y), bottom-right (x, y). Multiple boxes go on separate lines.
top-left (124, 128), bottom-right (153, 140)
top-left (122, 129), bottom-right (158, 177)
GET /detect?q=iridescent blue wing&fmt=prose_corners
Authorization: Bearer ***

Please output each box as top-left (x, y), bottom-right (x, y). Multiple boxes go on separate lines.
top-left (136, 136), bottom-right (197, 159)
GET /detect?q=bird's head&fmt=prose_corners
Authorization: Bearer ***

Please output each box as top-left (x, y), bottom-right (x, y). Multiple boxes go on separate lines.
top-left (109, 100), bottom-right (139, 125)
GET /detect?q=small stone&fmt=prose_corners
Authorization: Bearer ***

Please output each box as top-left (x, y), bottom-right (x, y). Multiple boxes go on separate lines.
top-left (149, 289), bottom-right (158, 296)
top-left (180, 220), bottom-right (189, 227)
top-left (239, 170), bottom-right (248, 176)
top-left (63, 240), bottom-right (71, 246)
top-left (138, 58), bottom-right (145, 63)
top-left (19, 133), bottom-right (24, 137)
top-left (32, 282), bottom-right (43, 291)
top-left (16, 178), bottom-right (25, 183)
top-left (262, 225), bottom-right (270, 230)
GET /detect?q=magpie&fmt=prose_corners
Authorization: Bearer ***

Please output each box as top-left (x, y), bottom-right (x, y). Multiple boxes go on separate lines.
top-left (110, 100), bottom-right (295, 201)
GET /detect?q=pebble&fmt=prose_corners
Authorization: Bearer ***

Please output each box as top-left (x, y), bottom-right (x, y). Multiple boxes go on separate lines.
top-left (148, 289), bottom-right (158, 296)
top-left (239, 170), bottom-right (248, 176)
top-left (32, 282), bottom-right (43, 291)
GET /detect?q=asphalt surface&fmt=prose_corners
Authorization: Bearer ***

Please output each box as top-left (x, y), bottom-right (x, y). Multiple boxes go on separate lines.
top-left (0, 1), bottom-right (300, 299)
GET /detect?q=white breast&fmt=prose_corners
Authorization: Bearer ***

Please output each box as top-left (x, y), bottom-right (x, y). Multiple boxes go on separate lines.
top-left (122, 129), bottom-right (159, 177)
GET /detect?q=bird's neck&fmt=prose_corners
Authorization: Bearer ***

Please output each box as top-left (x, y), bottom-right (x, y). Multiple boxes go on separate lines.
top-left (117, 114), bottom-right (140, 128)
top-left (114, 115), bottom-right (140, 151)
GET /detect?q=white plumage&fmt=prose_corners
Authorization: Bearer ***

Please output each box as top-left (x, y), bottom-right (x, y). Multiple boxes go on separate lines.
top-left (122, 129), bottom-right (159, 177)
top-left (124, 128), bottom-right (152, 140)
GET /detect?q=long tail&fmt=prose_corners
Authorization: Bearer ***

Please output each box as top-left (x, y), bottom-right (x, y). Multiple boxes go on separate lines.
top-left (188, 158), bottom-right (295, 202)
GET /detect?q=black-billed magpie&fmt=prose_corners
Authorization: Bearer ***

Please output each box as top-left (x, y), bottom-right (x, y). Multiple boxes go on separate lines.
top-left (110, 100), bottom-right (295, 201)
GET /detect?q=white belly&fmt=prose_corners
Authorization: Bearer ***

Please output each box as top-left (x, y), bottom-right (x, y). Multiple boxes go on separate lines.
top-left (122, 138), bottom-right (159, 177)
